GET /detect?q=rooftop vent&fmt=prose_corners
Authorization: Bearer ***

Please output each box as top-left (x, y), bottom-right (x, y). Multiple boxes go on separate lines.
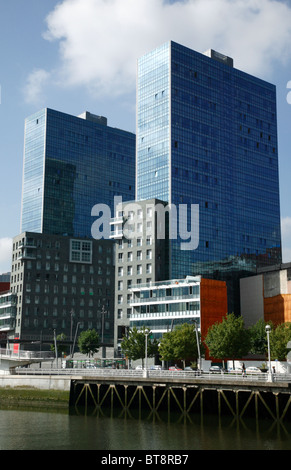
top-left (204, 49), bottom-right (233, 67)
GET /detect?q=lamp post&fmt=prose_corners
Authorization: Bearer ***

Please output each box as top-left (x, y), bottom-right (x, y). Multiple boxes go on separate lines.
top-left (70, 310), bottom-right (74, 357)
top-left (98, 305), bottom-right (107, 365)
top-left (144, 330), bottom-right (149, 377)
top-left (72, 322), bottom-right (80, 359)
top-left (194, 321), bottom-right (201, 373)
top-left (53, 329), bottom-right (58, 369)
top-left (191, 319), bottom-right (201, 373)
top-left (265, 324), bottom-right (273, 382)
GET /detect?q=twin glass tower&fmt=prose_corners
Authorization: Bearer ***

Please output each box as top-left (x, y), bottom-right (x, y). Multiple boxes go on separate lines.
top-left (136, 41), bottom-right (281, 310)
top-left (21, 109), bottom-right (136, 238)
top-left (21, 41), bottom-right (282, 313)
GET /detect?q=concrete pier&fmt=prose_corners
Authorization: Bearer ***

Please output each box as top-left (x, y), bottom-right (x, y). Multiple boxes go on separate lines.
top-left (2, 370), bottom-right (290, 422)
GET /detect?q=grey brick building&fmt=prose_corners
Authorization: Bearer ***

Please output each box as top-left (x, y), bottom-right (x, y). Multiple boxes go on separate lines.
top-left (110, 199), bottom-right (169, 355)
top-left (10, 232), bottom-right (115, 350)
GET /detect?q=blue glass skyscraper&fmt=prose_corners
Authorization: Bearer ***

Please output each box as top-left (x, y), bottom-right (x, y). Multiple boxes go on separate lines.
top-left (21, 109), bottom-right (135, 238)
top-left (136, 41), bottom-right (282, 312)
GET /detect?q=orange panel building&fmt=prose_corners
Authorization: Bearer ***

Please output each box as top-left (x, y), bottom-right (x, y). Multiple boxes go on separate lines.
top-left (130, 276), bottom-right (228, 361)
top-left (240, 263), bottom-right (291, 328)
top-left (264, 295), bottom-right (291, 325)
top-left (200, 278), bottom-right (228, 359)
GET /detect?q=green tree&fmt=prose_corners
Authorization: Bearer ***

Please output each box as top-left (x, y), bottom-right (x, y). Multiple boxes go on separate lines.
top-left (78, 329), bottom-right (99, 357)
top-left (248, 319), bottom-right (272, 356)
top-left (159, 323), bottom-right (203, 368)
top-left (121, 326), bottom-right (159, 366)
top-left (269, 322), bottom-right (291, 361)
top-left (204, 313), bottom-right (251, 368)
top-left (50, 333), bottom-right (68, 356)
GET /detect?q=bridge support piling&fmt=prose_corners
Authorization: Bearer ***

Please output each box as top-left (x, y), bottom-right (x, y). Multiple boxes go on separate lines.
top-left (69, 377), bottom-right (291, 426)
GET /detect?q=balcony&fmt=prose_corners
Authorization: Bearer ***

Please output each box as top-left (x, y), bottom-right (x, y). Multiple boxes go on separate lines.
top-left (110, 216), bottom-right (124, 225)
top-left (130, 294), bottom-right (200, 305)
top-left (18, 248), bottom-right (37, 260)
top-left (109, 230), bottom-right (123, 239)
top-left (0, 311), bottom-right (16, 332)
top-left (18, 239), bottom-right (37, 248)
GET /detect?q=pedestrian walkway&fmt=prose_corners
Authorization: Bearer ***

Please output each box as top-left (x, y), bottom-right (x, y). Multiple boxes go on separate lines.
top-left (0, 348), bottom-right (54, 374)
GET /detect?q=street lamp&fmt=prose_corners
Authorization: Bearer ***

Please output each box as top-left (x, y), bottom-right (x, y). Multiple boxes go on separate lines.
top-left (144, 329), bottom-right (149, 377)
top-left (191, 319), bottom-right (201, 372)
top-left (98, 305), bottom-right (107, 365)
top-left (265, 324), bottom-right (273, 382)
top-left (71, 322), bottom-right (80, 359)
top-left (53, 329), bottom-right (58, 368)
top-left (70, 310), bottom-right (74, 357)
top-left (194, 321), bottom-right (201, 372)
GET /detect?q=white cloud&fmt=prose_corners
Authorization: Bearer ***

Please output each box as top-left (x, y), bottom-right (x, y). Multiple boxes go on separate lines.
top-left (24, 68), bottom-right (51, 105)
top-left (281, 217), bottom-right (291, 263)
top-left (40, 0), bottom-right (291, 98)
top-left (0, 238), bottom-right (12, 275)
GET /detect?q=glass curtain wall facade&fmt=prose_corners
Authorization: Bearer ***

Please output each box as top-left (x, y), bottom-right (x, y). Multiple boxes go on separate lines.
top-left (136, 41), bottom-right (282, 312)
top-left (130, 278), bottom-right (201, 339)
top-left (21, 108), bottom-right (136, 238)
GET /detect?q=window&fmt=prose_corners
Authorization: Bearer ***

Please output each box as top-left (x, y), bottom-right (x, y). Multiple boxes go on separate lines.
top-left (118, 267), bottom-right (123, 277)
top-left (146, 221), bottom-right (152, 234)
top-left (127, 266), bottom-right (133, 276)
top-left (70, 239), bottom-right (92, 264)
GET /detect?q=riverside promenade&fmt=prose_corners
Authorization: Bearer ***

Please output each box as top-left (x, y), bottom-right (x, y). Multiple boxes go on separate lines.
top-left (1, 368), bottom-right (291, 422)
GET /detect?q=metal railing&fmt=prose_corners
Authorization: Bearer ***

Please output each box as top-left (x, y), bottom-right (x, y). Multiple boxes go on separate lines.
top-left (0, 348), bottom-right (54, 361)
top-left (14, 367), bottom-right (291, 383)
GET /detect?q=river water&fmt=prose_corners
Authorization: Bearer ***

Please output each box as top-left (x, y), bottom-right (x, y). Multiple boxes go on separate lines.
top-left (0, 405), bottom-right (291, 452)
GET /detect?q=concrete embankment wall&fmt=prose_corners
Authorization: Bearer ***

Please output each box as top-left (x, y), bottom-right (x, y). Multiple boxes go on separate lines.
top-left (0, 375), bottom-right (72, 392)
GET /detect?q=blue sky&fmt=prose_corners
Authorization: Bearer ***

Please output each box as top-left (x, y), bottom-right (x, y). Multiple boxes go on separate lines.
top-left (1, 0), bottom-right (291, 273)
